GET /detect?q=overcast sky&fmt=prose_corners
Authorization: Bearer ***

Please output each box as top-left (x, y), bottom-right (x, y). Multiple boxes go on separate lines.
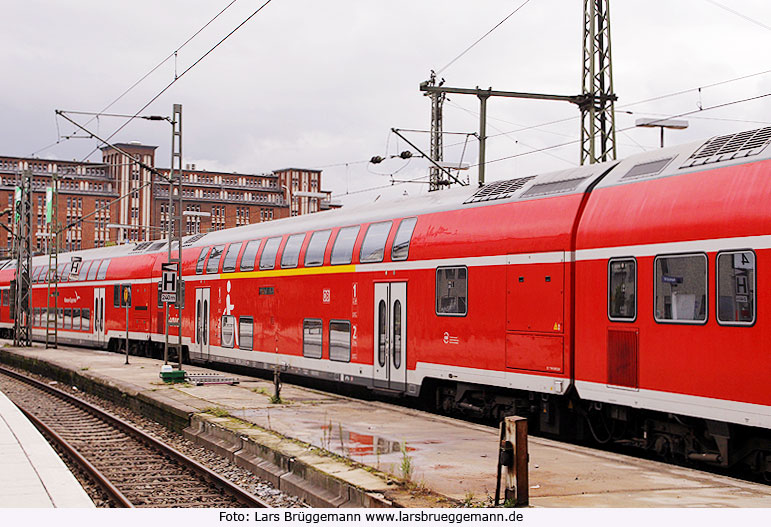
top-left (2, 1), bottom-right (770, 206)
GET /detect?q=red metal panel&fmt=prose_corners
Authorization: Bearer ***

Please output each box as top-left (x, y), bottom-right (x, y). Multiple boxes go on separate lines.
top-left (506, 262), bottom-right (564, 333)
top-left (505, 333), bottom-right (563, 373)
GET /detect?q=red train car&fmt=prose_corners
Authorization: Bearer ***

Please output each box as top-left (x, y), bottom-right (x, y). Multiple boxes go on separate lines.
top-left (0, 126), bottom-right (769, 474)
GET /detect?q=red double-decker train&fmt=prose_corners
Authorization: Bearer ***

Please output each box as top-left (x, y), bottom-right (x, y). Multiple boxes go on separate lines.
top-left (1, 126), bottom-right (769, 475)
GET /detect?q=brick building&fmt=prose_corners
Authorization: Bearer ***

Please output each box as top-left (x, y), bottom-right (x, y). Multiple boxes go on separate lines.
top-left (0, 142), bottom-right (339, 257)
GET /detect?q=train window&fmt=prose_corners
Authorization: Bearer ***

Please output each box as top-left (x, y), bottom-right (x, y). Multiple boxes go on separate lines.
top-left (206, 245), bottom-right (225, 274)
top-left (436, 266), bottom-right (468, 316)
top-left (717, 251), bottom-right (756, 326)
top-left (360, 221), bottom-right (393, 263)
top-left (222, 243), bottom-right (242, 273)
top-left (57, 263), bottom-right (66, 281)
top-left (331, 226), bottom-right (360, 265)
top-left (196, 247), bottom-right (210, 275)
top-left (2, 289), bottom-right (8, 306)
top-left (608, 258), bottom-right (636, 321)
top-left (239, 316), bottom-right (253, 350)
top-left (280, 234), bottom-right (305, 269)
top-left (303, 319), bottom-right (323, 359)
top-left (82, 308), bottom-right (90, 331)
top-left (113, 285), bottom-right (120, 307)
top-left (221, 315), bottom-right (235, 348)
top-left (87, 260), bottom-right (100, 281)
top-left (329, 320), bottom-right (351, 362)
top-left (305, 230), bottom-right (331, 267)
top-left (78, 261), bottom-right (92, 281)
top-left (391, 217), bottom-right (417, 261)
top-left (73, 309), bottom-right (81, 331)
top-left (239, 239), bottom-right (261, 271)
top-left (64, 263), bottom-right (75, 281)
top-left (654, 254), bottom-right (707, 324)
top-left (260, 237), bottom-right (282, 270)
top-left (393, 301), bottom-right (402, 369)
top-left (64, 308), bottom-right (71, 329)
top-left (96, 259), bottom-right (110, 280)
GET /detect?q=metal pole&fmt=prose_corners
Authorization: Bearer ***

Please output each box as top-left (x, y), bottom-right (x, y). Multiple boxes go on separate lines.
top-left (514, 418), bottom-right (529, 507)
top-left (478, 92), bottom-right (489, 187)
top-left (174, 104), bottom-right (183, 372)
top-left (125, 302), bottom-right (129, 365)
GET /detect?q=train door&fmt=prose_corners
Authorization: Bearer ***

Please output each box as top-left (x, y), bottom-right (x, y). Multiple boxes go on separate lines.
top-left (373, 282), bottom-right (407, 391)
top-left (93, 287), bottom-right (105, 347)
top-left (195, 288), bottom-right (211, 360)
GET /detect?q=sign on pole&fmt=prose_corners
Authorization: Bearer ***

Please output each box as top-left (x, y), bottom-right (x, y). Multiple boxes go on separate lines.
top-left (161, 262), bottom-right (178, 303)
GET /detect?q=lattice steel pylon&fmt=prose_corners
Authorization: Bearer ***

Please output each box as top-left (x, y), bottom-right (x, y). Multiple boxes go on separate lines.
top-left (426, 71), bottom-right (446, 191)
top-left (580, 0), bottom-right (617, 165)
top-left (13, 170), bottom-right (32, 346)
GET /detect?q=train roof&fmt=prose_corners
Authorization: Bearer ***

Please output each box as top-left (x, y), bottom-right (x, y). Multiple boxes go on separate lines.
top-left (14, 125), bottom-right (771, 270)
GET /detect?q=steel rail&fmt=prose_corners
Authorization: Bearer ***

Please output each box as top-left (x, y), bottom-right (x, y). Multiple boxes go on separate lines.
top-left (0, 366), bottom-right (270, 508)
top-left (18, 404), bottom-right (134, 507)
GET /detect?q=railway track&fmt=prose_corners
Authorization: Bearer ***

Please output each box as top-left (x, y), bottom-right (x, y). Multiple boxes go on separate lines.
top-left (0, 365), bottom-right (270, 508)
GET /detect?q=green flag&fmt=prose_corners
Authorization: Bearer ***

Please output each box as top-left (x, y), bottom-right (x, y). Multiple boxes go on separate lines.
top-left (45, 187), bottom-right (53, 224)
top-left (13, 186), bottom-right (21, 224)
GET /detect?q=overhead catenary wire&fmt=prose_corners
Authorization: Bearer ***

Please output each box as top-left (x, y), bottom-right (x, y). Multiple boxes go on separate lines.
top-left (472, 90), bottom-right (771, 168)
top-left (435, 0), bottom-right (536, 75)
top-left (337, 89), bottom-right (771, 198)
top-left (703, 0), bottom-right (771, 33)
top-left (79, 0), bottom-right (275, 163)
top-left (29, 0), bottom-right (242, 158)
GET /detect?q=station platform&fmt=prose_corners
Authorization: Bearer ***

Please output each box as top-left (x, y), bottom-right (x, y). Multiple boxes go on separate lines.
top-left (0, 389), bottom-right (94, 507)
top-left (2, 342), bottom-right (770, 507)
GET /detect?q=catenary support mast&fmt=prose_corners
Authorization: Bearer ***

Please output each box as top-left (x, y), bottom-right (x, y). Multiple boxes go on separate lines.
top-left (580, 0), bottom-right (617, 164)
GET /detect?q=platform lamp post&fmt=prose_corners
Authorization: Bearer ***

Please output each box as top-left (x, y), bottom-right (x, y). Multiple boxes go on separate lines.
top-left (635, 118), bottom-right (689, 148)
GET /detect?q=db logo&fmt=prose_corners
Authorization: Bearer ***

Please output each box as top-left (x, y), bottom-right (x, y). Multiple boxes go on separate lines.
top-left (322, 289), bottom-right (331, 304)
top-left (443, 332), bottom-right (449, 344)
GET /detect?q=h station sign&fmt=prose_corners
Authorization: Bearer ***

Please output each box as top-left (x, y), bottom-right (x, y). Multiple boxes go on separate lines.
top-left (161, 263), bottom-right (179, 304)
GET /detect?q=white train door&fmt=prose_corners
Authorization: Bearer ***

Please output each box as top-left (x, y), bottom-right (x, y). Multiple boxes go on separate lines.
top-left (93, 287), bottom-right (105, 347)
top-left (373, 282), bottom-right (407, 391)
top-left (195, 288), bottom-right (210, 360)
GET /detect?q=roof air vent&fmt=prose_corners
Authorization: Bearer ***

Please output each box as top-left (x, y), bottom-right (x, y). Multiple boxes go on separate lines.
top-left (681, 126), bottom-right (771, 168)
top-left (621, 157), bottom-right (674, 180)
top-left (132, 241), bottom-right (153, 252)
top-left (182, 233), bottom-right (207, 246)
top-left (463, 176), bottom-right (536, 204)
top-left (520, 177), bottom-right (588, 198)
